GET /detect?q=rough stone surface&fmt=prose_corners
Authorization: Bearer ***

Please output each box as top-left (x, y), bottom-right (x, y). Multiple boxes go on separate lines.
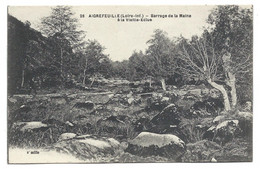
top-left (127, 97), bottom-right (135, 105)
top-left (125, 132), bottom-right (186, 161)
top-left (13, 121), bottom-right (49, 132)
top-left (150, 104), bottom-right (182, 126)
top-left (58, 133), bottom-right (77, 141)
top-left (213, 115), bottom-right (226, 124)
top-left (48, 135), bottom-right (122, 161)
top-left (204, 120), bottom-right (239, 144)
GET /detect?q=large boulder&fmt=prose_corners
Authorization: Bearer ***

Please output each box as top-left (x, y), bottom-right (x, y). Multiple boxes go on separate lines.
top-left (150, 104), bottom-right (182, 128)
top-left (48, 135), bottom-right (123, 161)
top-left (125, 132), bottom-right (186, 161)
top-left (13, 121), bottom-right (49, 132)
top-left (204, 120), bottom-right (239, 144)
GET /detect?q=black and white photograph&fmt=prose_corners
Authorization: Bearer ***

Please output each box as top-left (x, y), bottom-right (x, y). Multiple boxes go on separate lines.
top-left (7, 5), bottom-right (253, 163)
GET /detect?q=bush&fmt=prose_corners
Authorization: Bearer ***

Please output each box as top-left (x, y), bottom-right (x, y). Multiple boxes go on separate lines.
top-left (177, 118), bottom-right (213, 143)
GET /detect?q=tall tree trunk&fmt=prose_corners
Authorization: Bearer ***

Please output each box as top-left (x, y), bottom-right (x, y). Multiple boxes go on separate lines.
top-left (60, 47), bottom-right (63, 80)
top-left (82, 68), bottom-right (87, 86)
top-left (149, 77), bottom-right (152, 88)
top-left (83, 58), bottom-right (88, 86)
top-left (90, 74), bottom-right (96, 87)
top-left (222, 51), bottom-right (237, 109)
top-left (227, 73), bottom-right (237, 108)
top-left (21, 69), bottom-right (25, 88)
top-left (230, 82), bottom-right (237, 108)
top-left (160, 78), bottom-right (166, 91)
top-left (207, 79), bottom-right (231, 112)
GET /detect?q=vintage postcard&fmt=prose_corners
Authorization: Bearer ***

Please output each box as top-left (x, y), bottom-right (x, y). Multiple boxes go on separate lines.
top-left (7, 5), bottom-right (253, 163)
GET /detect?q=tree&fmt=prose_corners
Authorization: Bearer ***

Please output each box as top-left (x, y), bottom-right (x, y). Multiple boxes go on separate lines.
top-left (146, 29), bottom-right (176, 90)
top-left (8, 15), bottom-right (29, 94)
top-left (177, 33), bottom-right (232, 111)
top-left (8, 15), bottom-right (58, 94)
top-left (208, 5), bottom-right (253, 106)
top-left (111, 60), bottom-right (130, 79)
top-left (81, 40), bottom-right (111, 86)
top-left (128, 50), bottom-right (147, 81)
top-left (39, 6), bottom-right (85, 81)
top-left (176, 6), bottom-right (252, 111)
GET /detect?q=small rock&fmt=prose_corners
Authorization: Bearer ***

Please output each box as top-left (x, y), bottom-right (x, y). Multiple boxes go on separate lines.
top-left (65, 121), bottom-right (74, 127)
top-left (58, 133), bottom-right (77, 141)
top-left (128, 97), bottom-right (135, 105)
top-left (213, 115), bottom-right (225, 124)
top-left (17, 105), bottom-right (31, 113)
top-left (8, 97), bottom-right (17, 103)
top-left (211, 157), bottom-right (217, 162)
top-left (127, 91), bottom-right (133, 98)
top-left (161, 97), bottom-right (170, 102)
top-left (108, 94), bottom-right (114, 98)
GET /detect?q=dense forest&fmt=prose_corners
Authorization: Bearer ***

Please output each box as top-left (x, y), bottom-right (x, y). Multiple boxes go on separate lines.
top-left (8, 5), bottom-right (253, 163)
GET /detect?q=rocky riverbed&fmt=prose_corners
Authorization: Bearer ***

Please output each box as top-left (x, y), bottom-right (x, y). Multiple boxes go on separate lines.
top-left (8, 81), bottom-right (253, 163)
